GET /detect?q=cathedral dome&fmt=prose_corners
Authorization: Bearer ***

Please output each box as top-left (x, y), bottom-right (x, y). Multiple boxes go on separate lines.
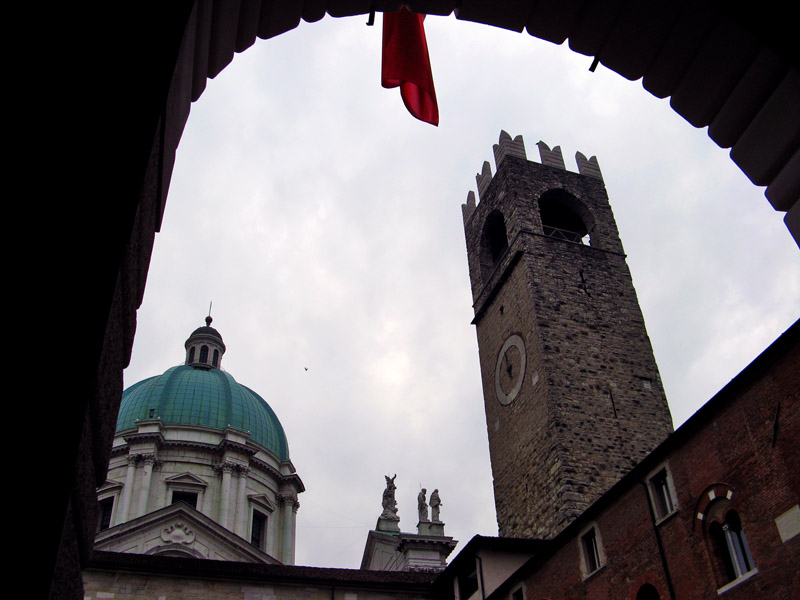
top-left (116, 366), bottom-right (289, 460)
top-left (97, 317), bottom-right (302, 565)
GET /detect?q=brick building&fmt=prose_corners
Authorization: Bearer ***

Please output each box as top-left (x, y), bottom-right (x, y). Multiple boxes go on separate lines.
top-left (436, 317), bottom-right (799, 600)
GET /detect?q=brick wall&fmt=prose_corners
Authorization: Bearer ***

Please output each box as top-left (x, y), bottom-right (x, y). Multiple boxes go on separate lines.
top-left (487, 322), bottom-right (799, 600)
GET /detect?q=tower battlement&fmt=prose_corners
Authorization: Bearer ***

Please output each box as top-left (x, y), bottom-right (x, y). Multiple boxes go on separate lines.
top-left (462, 131), bottom-right (603, 225)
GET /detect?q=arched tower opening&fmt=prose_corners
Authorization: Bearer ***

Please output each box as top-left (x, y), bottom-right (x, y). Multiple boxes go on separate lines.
top-left (538, 189), bottom-right (595, 246)
top-left (479, 210), bottom-right (509, 279)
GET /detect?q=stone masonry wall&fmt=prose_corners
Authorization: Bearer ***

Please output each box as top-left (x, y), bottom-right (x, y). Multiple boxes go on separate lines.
top-left (84, 569), bottom-right (433, 600)
top-left (464, 151), bottom-right (672, 539)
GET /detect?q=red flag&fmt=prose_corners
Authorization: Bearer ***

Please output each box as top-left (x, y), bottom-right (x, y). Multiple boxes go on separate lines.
top-left (381, 7), bottom-right (439, 126)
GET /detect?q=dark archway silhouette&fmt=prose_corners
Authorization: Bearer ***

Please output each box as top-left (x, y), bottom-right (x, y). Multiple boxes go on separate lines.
top-left (44, 3), bottom-right (798, 598)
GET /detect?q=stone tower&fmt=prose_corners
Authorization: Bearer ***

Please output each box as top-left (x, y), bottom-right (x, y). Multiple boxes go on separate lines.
top-left (462, 132), bottom-right (673, 539)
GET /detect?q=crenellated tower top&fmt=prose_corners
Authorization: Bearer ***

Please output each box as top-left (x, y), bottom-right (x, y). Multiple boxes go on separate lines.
top-left (462, 131), bottom-right (603, 225)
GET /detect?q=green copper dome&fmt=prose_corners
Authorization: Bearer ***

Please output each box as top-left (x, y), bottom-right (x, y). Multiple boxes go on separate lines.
top-left (116, 319), bottom-right (289, 461)
top-left (117, 366), bottom-right (289, 460)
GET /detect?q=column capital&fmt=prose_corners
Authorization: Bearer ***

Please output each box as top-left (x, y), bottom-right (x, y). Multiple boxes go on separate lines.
top-left (140, 453), bottom-right (161, 469)
top-left (278, 493), bottom-right (300, 510)
top-left (215, 461), bottom-right (237, 474)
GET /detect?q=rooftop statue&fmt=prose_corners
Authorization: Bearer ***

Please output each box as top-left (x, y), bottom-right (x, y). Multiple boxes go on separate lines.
top-left (430, 489), bottom-right (442, 522)
top-left (381, 474), bottom-right (399, 520)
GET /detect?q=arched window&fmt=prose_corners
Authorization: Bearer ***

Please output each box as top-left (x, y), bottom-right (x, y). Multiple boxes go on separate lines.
top-left (709, 509), bottom-right (755, 583)
top-left (480, 210), bottom-right (509, 279)
top-left (538, 189), bottom-right (594, 245)
top-left (212, 349), bottom-right (219, 367)
top-left (199, 345), bottom-right (208, 364)
top-left (188, 347), bottom-right (195, 363)
top-left (636, 583), bottom-right (660, 600)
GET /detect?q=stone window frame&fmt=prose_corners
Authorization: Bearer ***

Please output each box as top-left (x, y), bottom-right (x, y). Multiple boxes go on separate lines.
top-left (164, 472), bottom-right (208, 514)
top-left (97, 496), bottom-right (115, 532)
top-left (247, 494), bottom-right (275, 553)
top-left (646, 462), bottom-right (679, 523)
top-left (578, 521), bottom-right (605, 579)
top-left (170, 489), bottom-right (199, 508)
top-left (250, 508), bottom-right (268, 550)
top-left (96, 479), bottom-right (123, 532)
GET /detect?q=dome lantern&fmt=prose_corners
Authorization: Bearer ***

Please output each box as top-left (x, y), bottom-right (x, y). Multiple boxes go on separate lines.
top-left (184, 316), bottom-right (226, 369)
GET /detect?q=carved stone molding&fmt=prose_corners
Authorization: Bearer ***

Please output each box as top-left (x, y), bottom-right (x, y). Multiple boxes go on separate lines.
top-left (161, 521), bottom-right (196, 545)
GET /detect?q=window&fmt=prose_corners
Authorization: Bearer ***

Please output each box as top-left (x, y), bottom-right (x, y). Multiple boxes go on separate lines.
top-left (538, 189), bottom-right (594, 245)
top-left (171, 491), bottom-right (198, 509)
top-left (188, 346), bottom-right (195, 363)
top-left (251, 509), bottom-right (267, 550)
top-left (581, 528), bottom-right (601, 573)
top-left (578, 522), bottom-right (605, 578)
top-left (212, 349), bottom-right (219, 367)
top-left (510, 586), bottom-right (524, 600)
top-left (457, 564), bottom-right (478, 600)
top-left (199, 345), bottom-right (209, 364)
top-left (709, 510), bottom-right (755, 583)
top-left (97, 496), bottom-right (114, 532)
top-left (649, 468), bottom-right (676, 520)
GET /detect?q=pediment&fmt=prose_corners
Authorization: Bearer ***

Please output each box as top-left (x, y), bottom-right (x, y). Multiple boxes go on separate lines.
top-left (164, 471), bottom-right (208, 488)
top-left (248, 493), bottom-right (275, 512)
top-left (94, 503), bottom-right (280, 564)
top-left (97, 478), bottom-right (125, 493)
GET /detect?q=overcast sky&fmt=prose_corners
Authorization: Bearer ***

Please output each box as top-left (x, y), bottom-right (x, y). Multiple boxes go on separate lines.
top-left (122, 14), bottom-right (799, 569)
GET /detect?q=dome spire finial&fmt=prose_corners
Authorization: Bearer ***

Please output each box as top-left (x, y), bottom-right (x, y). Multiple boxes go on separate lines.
top-left (206, 301), bottom-right (213, 326)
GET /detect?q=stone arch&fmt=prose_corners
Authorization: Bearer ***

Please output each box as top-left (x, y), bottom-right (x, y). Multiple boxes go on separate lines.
top-left (48, 2), bottom-right (799, 598)
top-left (146, 543), bottom-right (206, 559)
top-left (537, 189), bottom-right (596, 246)
top-left (480, 210), bottom-right (509, 278)
top-left (635, 583), bottom-right (661, 600)
top-left (137, 1), bottom-right (796, 249)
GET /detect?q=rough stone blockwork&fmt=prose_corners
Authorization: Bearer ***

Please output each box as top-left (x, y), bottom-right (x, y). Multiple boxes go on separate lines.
top-left (463, 133), bottom-right (673, 539)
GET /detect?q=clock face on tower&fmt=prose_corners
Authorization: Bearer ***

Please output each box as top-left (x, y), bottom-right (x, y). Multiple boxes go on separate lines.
top-left (495, 334), bottom-right (526, 405)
